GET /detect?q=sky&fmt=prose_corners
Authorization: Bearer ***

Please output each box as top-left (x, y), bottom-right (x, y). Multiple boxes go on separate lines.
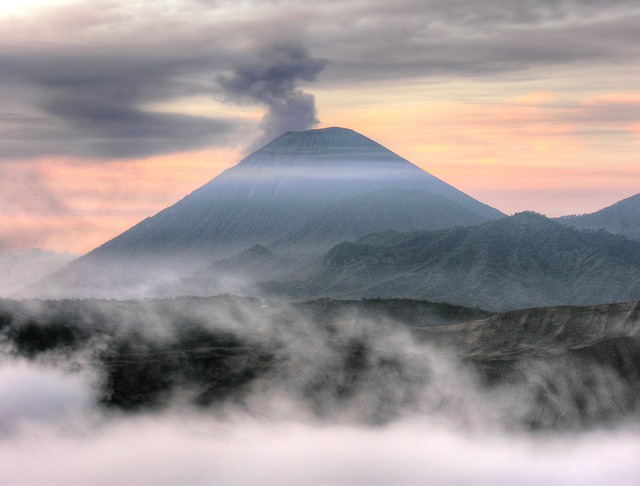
top-left (2, 0), bottom-right (640, 254)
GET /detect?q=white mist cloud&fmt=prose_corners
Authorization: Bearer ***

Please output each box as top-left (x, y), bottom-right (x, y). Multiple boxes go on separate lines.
top-left (1, 297), bottom-right (639, 484)
top-left (0, 413), bottom-right (639, 485)
top-left (0, 249), bottom-right (76, 297)
top-left (0, 359), bottom-right (93, 434)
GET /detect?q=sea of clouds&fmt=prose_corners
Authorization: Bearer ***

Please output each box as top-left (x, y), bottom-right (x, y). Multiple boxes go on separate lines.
top-left (1, 298), bottom-right (639, 485)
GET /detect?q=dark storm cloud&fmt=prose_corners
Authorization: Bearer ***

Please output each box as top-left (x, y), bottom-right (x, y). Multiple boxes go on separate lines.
top-left (1, 0), bottom-right (640, 161)
top-left (0, 49), bottom-right (243, 159)
top-left (217, 45), bottom-right (327, 148)
top-left (41, 95), bottom-right (234, 159)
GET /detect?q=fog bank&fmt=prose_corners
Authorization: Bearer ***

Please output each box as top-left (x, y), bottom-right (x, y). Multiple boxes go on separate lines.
top-left (1, 410), bottom-right (639, 485)
top-left (1, 296), bottom-right (639, 484)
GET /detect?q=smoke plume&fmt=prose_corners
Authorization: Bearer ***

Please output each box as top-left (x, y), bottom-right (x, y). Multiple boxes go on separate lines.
top-left (217, 45), bottom-right (327, 148)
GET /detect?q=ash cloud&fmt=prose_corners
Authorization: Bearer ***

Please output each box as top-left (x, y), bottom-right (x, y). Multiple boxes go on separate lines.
top-left (217, 45), bottom-right (327, 148)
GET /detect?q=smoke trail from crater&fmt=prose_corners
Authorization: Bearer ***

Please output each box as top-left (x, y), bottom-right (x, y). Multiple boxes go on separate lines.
top-left (217, 44), bottom-right (326, 148)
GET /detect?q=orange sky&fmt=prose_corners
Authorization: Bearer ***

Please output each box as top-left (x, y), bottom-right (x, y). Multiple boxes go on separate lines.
top-left (323, 85), bottom-right (640, 217)
top-left (1, 1), bottom-right (640, 254)
top-left (3, 84), bottom-right (640, 254)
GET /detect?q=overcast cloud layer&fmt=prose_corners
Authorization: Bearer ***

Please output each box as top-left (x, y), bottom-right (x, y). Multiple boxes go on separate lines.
top-left (2, 0), bottom-right (640, 160)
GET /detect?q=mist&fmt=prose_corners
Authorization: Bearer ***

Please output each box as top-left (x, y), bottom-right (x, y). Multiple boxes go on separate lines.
top-left (1, 296), bottom-right (639, 484)
top-left (2, 410), bottom-right (640, 485)
top-left (0, 250), bottom-right (75, 297)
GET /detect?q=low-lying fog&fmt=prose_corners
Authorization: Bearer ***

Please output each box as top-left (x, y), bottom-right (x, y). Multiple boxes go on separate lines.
top-left (0, 296), bottom-right (638, 485)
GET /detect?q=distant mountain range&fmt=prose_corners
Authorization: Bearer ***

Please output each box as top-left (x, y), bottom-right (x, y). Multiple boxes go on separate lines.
top-left (556, 193), bottom-right (640, 241)
top-left (19, 127), bottom-right (640, 310)
top-left (273, 188), bottom-right (489, 254)
top-left (88, 127), bottom-right (503, 259)
top-left (264, 212), bottom-right (640, 311)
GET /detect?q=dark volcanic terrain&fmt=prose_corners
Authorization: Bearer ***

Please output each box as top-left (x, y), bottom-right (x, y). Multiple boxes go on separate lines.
top-left (2, 296), bottom-right (639, 430)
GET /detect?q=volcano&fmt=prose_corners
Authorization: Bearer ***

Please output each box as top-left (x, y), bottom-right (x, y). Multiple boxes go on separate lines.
top-left (25, 127), bottom-right (503, 298)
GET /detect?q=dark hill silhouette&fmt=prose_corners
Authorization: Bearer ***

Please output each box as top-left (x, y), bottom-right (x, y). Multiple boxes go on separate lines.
top-left (557, 193), bottom-right (640, 241)
top-left (270, 212), bottom-right (640, 311)
top-left (421, 299), bottom-right (640, 429)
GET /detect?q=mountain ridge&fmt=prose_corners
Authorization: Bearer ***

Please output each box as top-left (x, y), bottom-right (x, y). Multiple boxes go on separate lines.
top-left (265, 212), bottom-right (640, 311)
top-left (557, 193), bottom-right (640, 241)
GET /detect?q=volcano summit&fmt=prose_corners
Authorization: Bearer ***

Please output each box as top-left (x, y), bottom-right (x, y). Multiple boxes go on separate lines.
top-left (26, 127), bottom-right (503, 298)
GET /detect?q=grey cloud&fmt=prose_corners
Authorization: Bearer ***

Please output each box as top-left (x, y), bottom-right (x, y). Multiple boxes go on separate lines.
top-left (0, 49), bottom-right (244, 159)
top-left (1, 296), bottom-right (640, 483)
top-left (325, 0), bottom-right (640, 32)
top-left (41, 96), bottom-right (237, 159)
top-left (308, 0), bottom-right (640, 81)
top-left (544, 98), bottom-right (640, 141)
top-left (569, 101), bottom-right (640, 124)
top-left (2, 0), bottom-right (640, 161)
